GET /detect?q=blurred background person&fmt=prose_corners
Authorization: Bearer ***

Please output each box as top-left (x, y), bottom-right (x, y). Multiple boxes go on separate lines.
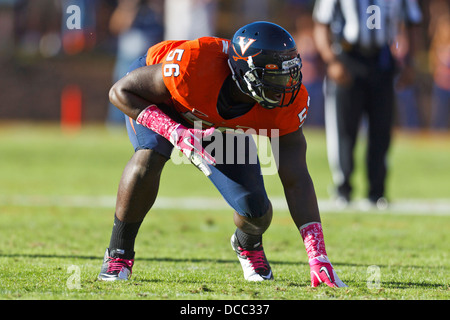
top-left (428, 1), bottom-right (450, 131)
top-left (106, 0), bottom-right (164, 125)
top-left (12, 0), bottom-right (62, 59)
top-left (312, 0), bottom-right (422, 209)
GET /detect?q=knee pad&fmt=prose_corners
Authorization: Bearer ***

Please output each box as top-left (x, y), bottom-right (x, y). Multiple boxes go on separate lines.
top-left (235, 192), bottom-right (270, 219)
top-left (233, 200), bottom-right (273, 235)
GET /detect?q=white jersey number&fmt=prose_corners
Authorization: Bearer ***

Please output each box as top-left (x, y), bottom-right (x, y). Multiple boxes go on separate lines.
top-left (163, 49), bottom-right (185, 77)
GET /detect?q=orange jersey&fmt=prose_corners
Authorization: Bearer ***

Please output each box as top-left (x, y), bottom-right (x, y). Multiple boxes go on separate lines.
top-left (146, 37), bottom-right (309, 137)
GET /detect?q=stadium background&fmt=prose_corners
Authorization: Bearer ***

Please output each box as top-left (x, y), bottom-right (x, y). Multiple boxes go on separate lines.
top-left (0, 0), bottom-right (447, 130)
top-left (0, 1), bottom-right (448, 300)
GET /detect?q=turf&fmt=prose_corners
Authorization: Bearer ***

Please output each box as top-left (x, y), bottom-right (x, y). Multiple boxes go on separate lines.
top-left (0, 124), bottom-right (449, 300)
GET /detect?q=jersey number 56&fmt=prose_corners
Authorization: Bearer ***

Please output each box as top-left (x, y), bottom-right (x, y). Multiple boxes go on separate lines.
top-left (163, 49), bottom-right (185, 77)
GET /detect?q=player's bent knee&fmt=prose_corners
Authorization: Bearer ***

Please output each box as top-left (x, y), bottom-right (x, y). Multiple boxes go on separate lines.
top-left (235, 192), bottom-right (271, 219)
top-left (234, 201), bottom-right (273, 235)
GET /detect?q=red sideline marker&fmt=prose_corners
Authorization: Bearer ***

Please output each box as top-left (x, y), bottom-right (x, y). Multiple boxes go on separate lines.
top-left (61, 84), bottom-right (82, 133)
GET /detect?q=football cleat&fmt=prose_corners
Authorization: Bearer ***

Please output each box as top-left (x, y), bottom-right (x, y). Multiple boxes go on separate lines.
top-left (230, 233), bottom-right (273, 281)
top-left (309, 255), bottom-right (347, 288)
top-left (98, 248), bottom-right (134, 281)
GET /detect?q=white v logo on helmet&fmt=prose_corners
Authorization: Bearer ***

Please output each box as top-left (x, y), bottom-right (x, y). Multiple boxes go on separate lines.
top-left (237, 36), bottom-right (256, 55)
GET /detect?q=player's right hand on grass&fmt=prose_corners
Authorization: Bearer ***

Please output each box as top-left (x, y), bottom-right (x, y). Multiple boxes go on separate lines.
top-left (169, 125), bottom-right (216, 176)
top-left (137, 104), bottom-right (216, 176)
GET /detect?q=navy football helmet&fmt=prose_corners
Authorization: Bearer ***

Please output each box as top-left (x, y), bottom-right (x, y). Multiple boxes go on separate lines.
top-left (228, 21), bottom-right (303, 109)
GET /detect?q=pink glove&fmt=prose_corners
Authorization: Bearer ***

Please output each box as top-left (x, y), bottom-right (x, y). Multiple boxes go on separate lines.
top-left (300, 222), bottom-right (347, 288)
top-left (309, 255), bottom-right (347, 288)
top-left (137, 105), bottom-right (216, 176)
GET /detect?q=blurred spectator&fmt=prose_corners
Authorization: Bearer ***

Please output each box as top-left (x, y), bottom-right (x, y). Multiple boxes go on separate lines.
top-left (106, 0), bottom-right (164, 125)
top-left (429, 4), bottom-right (450, 131)
top-left (313, 0), bottom-right (422, 209)
top-left (13, 0), bottom-right (61, 59)
top-left (164, 0), bottom-right (217, 40)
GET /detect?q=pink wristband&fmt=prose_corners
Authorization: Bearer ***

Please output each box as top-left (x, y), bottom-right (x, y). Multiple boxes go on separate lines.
top-left (300, 222), bottom-right (328, 261)
top-left (136, 105), bottom-right (184, 141)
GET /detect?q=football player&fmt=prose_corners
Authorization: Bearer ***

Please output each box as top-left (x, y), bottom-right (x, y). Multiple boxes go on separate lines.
top-left (98, 21), bottom-right (346, 288)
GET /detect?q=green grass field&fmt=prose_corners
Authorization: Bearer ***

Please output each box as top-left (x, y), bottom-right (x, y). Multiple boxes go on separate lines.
top-left (0, 123), bottom-right (449, 301)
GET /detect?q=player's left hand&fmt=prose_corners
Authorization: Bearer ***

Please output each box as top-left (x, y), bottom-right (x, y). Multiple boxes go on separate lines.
top-left (309, 256), bottom-right (348, 288)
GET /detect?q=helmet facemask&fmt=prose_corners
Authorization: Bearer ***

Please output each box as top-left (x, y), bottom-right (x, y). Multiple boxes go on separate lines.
top-left (243, 55), bottom-right (302, 109)
top-left (230, 54), bottom-right (303, 109)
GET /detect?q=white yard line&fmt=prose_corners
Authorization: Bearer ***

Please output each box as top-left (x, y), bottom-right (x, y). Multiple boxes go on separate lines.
top-left (1, 195), bottom-right (450, 216)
